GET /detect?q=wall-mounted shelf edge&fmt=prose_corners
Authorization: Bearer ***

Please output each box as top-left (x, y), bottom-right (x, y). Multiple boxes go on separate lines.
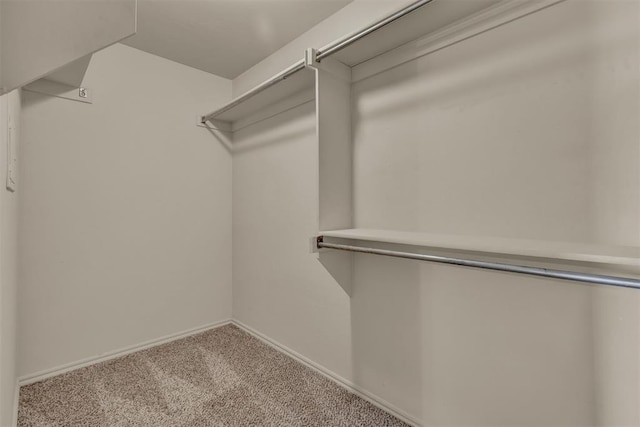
top-left (317, 229), bottom-right (640, 289)
top-left (197, 0), bottom-right (566, 131)
top-left (199, 0), bottom-right (502, 130)
top-left (351, 0), bottom-right (566, 83)
top-left (201, 64), bottom-right (314, 127)
top-left (319, 228), bottom-right (640, 268)
top-left (23, 79), bottom-right (93, 104)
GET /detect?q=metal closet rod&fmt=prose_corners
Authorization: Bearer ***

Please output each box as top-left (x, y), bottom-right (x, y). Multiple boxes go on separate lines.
top-left (315, 0), bottom-right (433, 61)
top-left (200, 0), bottom-right (433, 124)
top-left (316, 238), bottom-right (640, 290)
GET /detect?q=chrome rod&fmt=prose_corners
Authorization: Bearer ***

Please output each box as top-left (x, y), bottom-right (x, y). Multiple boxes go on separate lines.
top-left (316, 0), bottom-right (434, 61)
top-left (317, 239), bottom-right (640, 290)
top-left (201, 59), bottom-right (306, 123)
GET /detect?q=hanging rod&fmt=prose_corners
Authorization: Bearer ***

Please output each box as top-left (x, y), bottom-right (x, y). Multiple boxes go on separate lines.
top-left (315, 0), bottom-right (433, 61)
top-left (200, 0), bottom-right (433, 124)
top-left (316, 237), bottom-right (640, 290)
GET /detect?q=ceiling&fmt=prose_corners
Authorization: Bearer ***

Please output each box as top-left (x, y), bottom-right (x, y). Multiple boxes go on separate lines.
top-left (122, 0), bottom-right (353, 79)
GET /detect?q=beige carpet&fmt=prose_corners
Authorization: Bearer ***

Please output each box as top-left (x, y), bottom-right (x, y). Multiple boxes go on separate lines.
top-left (18, 324), bottom-right (408, 426)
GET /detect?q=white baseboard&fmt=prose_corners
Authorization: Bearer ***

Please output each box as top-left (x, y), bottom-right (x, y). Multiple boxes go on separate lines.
top-left (12, 381), bottom-right (19, 427)
top-left (230, 319), bottom-right (422, 427)
top-left (16, 318), bottom-right (421, 427)
top-left (17, 318), bottom-right (232, 386)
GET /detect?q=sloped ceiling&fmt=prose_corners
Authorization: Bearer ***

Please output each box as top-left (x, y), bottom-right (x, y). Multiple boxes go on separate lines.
top-left (122, 0), bottom-right (353, 79)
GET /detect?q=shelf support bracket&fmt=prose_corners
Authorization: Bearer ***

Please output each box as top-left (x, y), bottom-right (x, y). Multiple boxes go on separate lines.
top-left (305, 48), bottom-right (352, 83)
top-left (304, 48), bottom-right (319, 69)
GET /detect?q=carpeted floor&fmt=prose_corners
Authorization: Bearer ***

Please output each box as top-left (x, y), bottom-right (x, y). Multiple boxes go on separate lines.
top-left (18, 324), bottom-right (408, 426)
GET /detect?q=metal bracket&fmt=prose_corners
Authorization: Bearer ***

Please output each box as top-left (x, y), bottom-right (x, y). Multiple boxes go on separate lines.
top-left (23, 80), bottom-right (93, 104)
top-left (304, 48), bottom-right (319, 69)
top-left (195, 115), bottom-right (232, 132)
top-left (304, 47), bottom-right (351, 82)
top-left (310, 235), bottom-right (323, 253)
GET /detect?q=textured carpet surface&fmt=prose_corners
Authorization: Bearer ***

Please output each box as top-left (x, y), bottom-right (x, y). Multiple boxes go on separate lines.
top-left (18, 324), bottom-right (408, 426)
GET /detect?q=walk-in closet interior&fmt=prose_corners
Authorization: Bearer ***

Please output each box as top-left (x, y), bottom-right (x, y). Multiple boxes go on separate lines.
top-left (0, 0), bottom-right (639, 425)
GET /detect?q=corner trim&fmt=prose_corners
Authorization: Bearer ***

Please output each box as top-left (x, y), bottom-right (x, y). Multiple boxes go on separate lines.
top-left (231, 319), bottom-right (422, 427)
top-left (17, 319), bottom-right (232, 386)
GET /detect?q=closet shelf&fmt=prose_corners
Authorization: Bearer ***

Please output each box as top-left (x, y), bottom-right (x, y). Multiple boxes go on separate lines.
top-left (200, 0), bottom-right (502, 127)
top-left (319, 228), bottom-right (640, 268)
top-left (205, 65), bottom-right (314, 126)
top-left (322, 0), bottom-right (499, 68)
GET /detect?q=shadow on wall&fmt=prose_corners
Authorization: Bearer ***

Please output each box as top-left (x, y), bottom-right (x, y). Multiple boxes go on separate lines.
top-left (318, 251), bottom-right (353, 296)
top-left (591, 286), bottom-right (640, 426)
top-left (350, 253), bottom-right (423, 422)
top-left (203, 127), bottom-right (232, 155)
top-left (212, 99), bottom-right (316, 155)
top-left (350, 0), bottom-right (640, 245)
top-left (351, 2), bottom-right (636, 124)
top-left (348, 252), bottom-right (599, 426)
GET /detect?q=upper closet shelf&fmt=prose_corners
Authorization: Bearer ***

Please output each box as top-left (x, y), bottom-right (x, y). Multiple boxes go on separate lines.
top-left (200, 0), bottom-right (502, 127)
top-left (323, 0), bottom-right (499, 68)
top-left (205, 61), bottom-right (314, 127)
top-left (320, 228), bottom-right (640, 268)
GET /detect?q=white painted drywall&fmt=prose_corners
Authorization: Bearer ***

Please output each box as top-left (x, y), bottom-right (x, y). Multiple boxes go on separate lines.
top-left (232, 0), bottom-right (639, 425)
top-left (232, 100), bottom-right (358, 387)
top-left (0, 89), bottom-right (20, 427)
top-left (592, 287), bottom-right (640, 425)
top-left (0, 0), bottom-right (136, 94)
top-left (18, 44), bottom-right (232, 377)
top-left (352, 0), bottom-right (638, 243)
top-left (0, 2), bottom-right (3, 89)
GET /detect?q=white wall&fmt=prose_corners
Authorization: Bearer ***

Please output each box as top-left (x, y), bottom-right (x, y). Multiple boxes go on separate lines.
top-left (351, 0), bottom-right (638, 245)
top-left (232, 0), bottom-right (639, 425)
top-left (592, 287), bottom-right (640, 426)
top-left (18, 43), bottom-right (232, 377)
top-left (0, 89), bottom-right (20, 427)
top-left (232, 101), bottom-right (358, 384)
top-left (0, 2), bottom-right (3, 88)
